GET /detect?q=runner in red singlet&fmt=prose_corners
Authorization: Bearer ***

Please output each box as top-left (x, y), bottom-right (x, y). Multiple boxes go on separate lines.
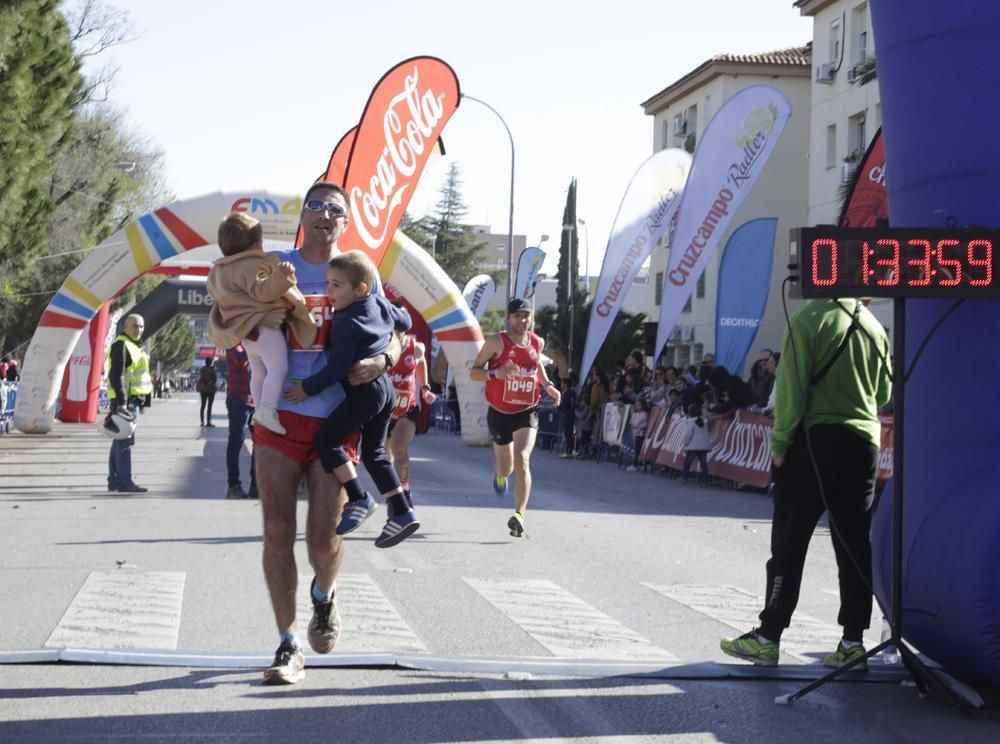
top-left (470, 298), bottom-right (560, 537)
top-left (386, 332), bottom-right (436, 507)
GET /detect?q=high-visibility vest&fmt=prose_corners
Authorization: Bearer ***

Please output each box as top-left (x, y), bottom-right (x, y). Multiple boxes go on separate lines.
top-left (106, 334), bottom-right (153, 400)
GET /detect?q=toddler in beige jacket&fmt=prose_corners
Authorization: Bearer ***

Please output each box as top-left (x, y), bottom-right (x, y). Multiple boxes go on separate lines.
top-left (207, 212), bottom-right (316, 435)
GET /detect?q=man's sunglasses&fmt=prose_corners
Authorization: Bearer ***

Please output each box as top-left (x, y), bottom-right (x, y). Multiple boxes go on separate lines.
top-left (303, 199), bottom-right (347, 216)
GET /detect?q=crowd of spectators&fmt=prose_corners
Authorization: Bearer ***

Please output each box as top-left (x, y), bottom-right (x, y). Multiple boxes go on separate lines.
top-left (553, 347), bottom-right (781, 463)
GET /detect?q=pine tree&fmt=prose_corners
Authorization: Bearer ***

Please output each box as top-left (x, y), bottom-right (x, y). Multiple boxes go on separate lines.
top-left (0, 0), bottom-right (84, 270)
top-left (555, 178), bottom-right (580, 366)
top-left (421, 163), bottom-right (491, 288)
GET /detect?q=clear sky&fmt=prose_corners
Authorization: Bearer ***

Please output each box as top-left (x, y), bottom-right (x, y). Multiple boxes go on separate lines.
top-left (91, 0), bottom-right (811, 277)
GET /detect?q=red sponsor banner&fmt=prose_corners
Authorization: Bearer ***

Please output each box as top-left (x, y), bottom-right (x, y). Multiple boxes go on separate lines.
top-left (640, 406), bottom-right (895, 488)
top-left (839, 127), bottom-right (888, 228)
top-left (340, 57), bottom-right (460, 266)
top-left (198, 345), bottom-right (224, 359)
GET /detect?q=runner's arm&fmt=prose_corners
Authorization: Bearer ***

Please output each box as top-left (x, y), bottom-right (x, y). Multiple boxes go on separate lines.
top-left (346, 331), bottom-right (402, 386)
top-left (415, 342), bottom-right (436, 403)
top-left (469, 335), bottom-right (503, 382)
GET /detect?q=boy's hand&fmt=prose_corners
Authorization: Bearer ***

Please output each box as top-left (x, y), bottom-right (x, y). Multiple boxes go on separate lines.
top-left (284, 379), bottom-right (308, 402)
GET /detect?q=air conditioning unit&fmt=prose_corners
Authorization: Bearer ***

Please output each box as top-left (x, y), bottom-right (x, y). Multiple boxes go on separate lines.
top-left (840, 162), bottom-right (858, 184)
top-left (672, 116), bottom-right (687, 136)
top-left (816, 63), bottom-right (836, 83)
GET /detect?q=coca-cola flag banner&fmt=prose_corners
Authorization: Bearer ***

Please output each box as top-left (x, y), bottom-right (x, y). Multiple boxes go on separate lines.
top-left (654, 86), bottom-right (791, 358)
top-left (462, 274), bottom-right (496, 321)
top-left (713, 218), bottom-right (777, 375)
top-left (838, 127), bottom-right (888, 228)
top-left (514, 247), bottom-right (546, 300)
top-left (340, 56), bottom-right (460, 266)
top-left (578, 148), bottom-right (692, 384)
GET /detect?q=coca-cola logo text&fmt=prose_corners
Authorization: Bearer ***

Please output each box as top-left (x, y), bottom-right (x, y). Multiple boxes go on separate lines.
top-left (350, 67), bottom-right (447, 250)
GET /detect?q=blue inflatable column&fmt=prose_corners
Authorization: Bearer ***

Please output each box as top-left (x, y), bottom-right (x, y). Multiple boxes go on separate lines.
top-left (870, 1), bottom-right (1000, 685)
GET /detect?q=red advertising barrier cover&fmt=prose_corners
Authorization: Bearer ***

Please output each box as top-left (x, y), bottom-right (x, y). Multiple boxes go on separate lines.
top-left (639, 406), bottom-right (894, 488)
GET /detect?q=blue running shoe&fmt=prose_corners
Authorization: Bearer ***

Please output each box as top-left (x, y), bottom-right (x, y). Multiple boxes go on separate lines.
top-left (493, 474), bottom-right (508, 498)
top-left (375, 503), bottom-right (420, 548)
top-left (336, 492), bottom-right (378, 535)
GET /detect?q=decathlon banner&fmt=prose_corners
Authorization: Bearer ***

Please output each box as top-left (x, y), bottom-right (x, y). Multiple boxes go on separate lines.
top-left (654, 86), bottom-right (791, 358)
top-left (578, 148), bottom-right (691, 384)
top-left (462, 274), bottom-right (496, 320)
top-left (838, 127), bottom-right (888, 228)
top-left (714, 218), bottom-right (777, 374)
top-left (514, 247), bottom-right (545, 300)
top-left (340, 56), bottom-right (460, 266)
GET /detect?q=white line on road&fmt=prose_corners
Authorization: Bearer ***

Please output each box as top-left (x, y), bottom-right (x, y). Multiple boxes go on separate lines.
top-left (297, 573), bottom-right (427, 653)
top-left (466, 578), bottom-right (677, 661)
top-left (46, 571), bottom-right (185, 650)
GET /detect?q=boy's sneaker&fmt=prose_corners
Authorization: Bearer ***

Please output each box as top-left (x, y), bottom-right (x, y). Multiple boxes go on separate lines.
top-left (307, 577), bottom-right (341, 654)
top-left (824, 641), bottom-right (868, 671)
top-left (374, 504), bottom-right (420, 548)
top-left (558, 452), bottom-right (573, 459)
top-left (252, 405), bottom-right (286, 436)
top-left (507, 512), bottom-right (525, 538)
top-left (720, 629), bottom-right (779, 666)
top-left (262, 640), bottom-right (305, 685)
top-left (493, 474), bottom-right (508, 498)
top-left (336, 492), bottom-right (378, 535)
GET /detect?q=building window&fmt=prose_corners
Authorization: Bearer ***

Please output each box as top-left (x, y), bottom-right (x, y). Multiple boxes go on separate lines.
top-left (826, 123), bottom-right (837, 169)
top-left (655, 271), bottom-right (663, 305)
top-left (830, 18), bottom-right (842, 64)
top-left (693, 343), bottom-right (704, 364)
top-left (696, 271), bottom-right (705, 299)
top-left (682, 295), bottom-right (692, 313)
top-left (852, 3), bottom-right (869, 64)
top-left (848, 112), bottom-right (866, 162)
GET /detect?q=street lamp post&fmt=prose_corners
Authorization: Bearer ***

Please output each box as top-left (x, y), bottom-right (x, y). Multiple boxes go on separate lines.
top-left (462, 95), bottom-right (515, 302)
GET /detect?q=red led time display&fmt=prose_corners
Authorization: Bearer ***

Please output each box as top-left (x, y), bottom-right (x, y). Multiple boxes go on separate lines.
top-left (791, 227), bottom-right (1000, 298)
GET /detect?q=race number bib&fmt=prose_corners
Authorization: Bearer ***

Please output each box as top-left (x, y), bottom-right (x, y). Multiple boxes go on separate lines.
top-left (502, 376), bottom-right (535, 407)
top-left (289, 295), bottom-right (332, 351)
top-left (392, 392), bottom-right (412, 419)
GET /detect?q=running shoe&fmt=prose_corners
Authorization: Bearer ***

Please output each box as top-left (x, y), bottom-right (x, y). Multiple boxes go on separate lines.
top-left (720, 629), bottom-right (779, 666)
top-left (824, 641), bottom-right (868, 671)
top-left (507, 512), bottom-right (525, 538)
top-left (493, 474), bottom-right (508, 498)
top-left (262, 640), bottom-right (305, 685)
top-left (307, 577), bottom-right (341, 654)
top-left (375, 504), bottom-right (420, 548)
top-left (336, 492), bottom-right (378, 535)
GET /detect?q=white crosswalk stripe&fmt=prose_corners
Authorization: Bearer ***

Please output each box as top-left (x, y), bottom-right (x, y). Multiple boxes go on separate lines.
top-left (465, 578), bottom-right (677, 660)
top-left (297, 573), bottom-right (426, 653)
top-left (46, 571), bottom-right (185, 650)
top-left (643, 582), bottom-right (877, 662)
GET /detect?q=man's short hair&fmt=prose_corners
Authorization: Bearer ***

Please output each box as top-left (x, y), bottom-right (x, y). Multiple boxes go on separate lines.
top-left (218, 212), bottom-right (262, 256)
top-left (328, 250), bottom-right (377, 290)
top-left (304, 181), bottom-right (348, 205)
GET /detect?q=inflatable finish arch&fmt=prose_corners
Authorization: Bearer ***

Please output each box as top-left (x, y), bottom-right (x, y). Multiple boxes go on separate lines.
top-left (14, 191), bottom-right (489, 445)
top-left (870, 2), bottom-right (1000, 685)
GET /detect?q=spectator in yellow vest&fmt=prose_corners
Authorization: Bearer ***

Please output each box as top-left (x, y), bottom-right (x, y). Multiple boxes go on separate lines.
top-left (106, 314), bottom-right (153, 493)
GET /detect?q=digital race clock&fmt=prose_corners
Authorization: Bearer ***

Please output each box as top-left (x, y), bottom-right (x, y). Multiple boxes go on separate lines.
top-left (790, 227), bottom-right (1000, 298)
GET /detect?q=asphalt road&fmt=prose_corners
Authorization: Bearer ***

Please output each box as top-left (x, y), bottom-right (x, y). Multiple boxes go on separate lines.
top-left (0, 394), bottom-right (996, 742)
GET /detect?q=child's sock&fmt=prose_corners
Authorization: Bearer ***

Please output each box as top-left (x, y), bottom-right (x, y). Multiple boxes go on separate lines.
top-left (343, 477), bottom-right (366, 503)
top-left (387, 492), bottom-right (409, 513)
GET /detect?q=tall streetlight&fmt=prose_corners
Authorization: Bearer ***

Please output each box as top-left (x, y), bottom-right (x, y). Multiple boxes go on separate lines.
top-left (577, 218), bottom-right (590, 296)
top-left (462, 95), bottom-right (515, 302)
top-left (563, 222), bottom-right (576, 371)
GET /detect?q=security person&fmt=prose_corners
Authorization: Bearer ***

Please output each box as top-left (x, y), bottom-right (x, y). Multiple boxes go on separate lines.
top-left (106, 313), bottom-right (153, 493)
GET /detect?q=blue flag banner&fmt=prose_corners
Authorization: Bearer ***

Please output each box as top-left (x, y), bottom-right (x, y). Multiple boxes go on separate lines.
top-left (713, 218), bottom-right (777, 375)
